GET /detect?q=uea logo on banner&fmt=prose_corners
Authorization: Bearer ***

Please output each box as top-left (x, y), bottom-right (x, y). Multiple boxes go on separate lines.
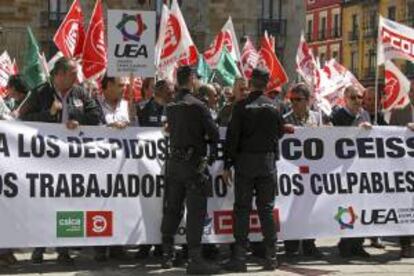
top-left (114, 13), bottom-right (148, 58)
top-left (108, 10), bottom-right (155, 77)
top-left (334, 206), bottom-right (358, 230)
top-left (116, 13), bottom-right (147, 42)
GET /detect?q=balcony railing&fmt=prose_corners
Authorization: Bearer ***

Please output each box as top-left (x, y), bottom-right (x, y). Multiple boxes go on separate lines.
top-left (348, 30), bottom-right (359, 41)
top-left (306, 32), bottom-right (312, 42)
top-left (314, 29), bottom-right (342, 41)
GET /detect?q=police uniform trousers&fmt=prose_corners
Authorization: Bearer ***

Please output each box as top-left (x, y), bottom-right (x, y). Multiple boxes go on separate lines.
top-left (161, 157), bottom-right (207, 251)
top-left (233, 152), bottom-right (277, 248)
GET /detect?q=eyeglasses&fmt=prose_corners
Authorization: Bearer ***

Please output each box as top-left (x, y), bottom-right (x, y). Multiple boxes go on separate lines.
top-left (291, 97), bottom-right (307, 102)
top-left (349, 95), bottom-right (363, 101)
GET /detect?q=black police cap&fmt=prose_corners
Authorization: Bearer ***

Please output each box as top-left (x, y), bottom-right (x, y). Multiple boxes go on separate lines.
top-left (251, 68), bottom-right (270, 82)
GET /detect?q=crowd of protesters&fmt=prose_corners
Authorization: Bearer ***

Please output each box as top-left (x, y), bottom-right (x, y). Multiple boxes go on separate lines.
top-left (0, 56), bottom-right (413, 271)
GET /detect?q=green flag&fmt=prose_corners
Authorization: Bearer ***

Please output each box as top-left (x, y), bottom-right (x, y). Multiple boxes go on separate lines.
top-left (22, 27), bottom-right (47, 90)
top-left (196, 56), bottom-right (212, 83)
top-left (215, 47), bottom-right (241, 86)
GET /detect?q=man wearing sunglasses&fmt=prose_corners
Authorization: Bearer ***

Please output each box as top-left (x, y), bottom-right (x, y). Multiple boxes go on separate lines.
top-left (331, 85), bottom-right (372, 258)
top-left (282, 83), bottom-right (325, 258)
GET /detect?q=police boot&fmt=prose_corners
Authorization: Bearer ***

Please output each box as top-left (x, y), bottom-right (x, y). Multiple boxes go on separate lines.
top-left (262, 243), bottom-right (278, 271)
top-left (222, 244), bottom-right (247, 272)
top-left (161, 244), bottom-right (174, 269)
top-left (186, 247), bottom-right (220, 275)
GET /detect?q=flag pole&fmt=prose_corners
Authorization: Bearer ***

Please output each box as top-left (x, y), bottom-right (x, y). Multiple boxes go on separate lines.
top-left (374, 17), bottom-right (381, 126)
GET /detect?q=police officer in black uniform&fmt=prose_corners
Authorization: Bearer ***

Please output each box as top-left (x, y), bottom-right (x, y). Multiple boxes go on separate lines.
top-left (160, 66), bottom-right (220, 274)
top-left (223, 68), bottom-right (284, 272)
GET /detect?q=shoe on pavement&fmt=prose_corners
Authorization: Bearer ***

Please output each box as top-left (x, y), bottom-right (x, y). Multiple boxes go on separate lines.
top-left (401, 246), bottom-right (414, 258)
top-left (222, 258), bottom-right (247, 272)
top-left (57, 253), bottom-right (74, 265)
top-left (31, 251), bottom-right (44, 264)
top-left (303, 247), bottom-right (325, 258)
top-left (352, 247), bottom-right (370, 258)
top-left (187, 258), bottom-right (221, 275)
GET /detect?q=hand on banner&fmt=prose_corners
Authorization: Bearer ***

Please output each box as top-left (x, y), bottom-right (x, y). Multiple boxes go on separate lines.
top-left (283, 124), bottom-right (295, 134)
top-left (407, 122), bottom-right (414, 131)
top-left (222, 169), bottom-right (234, 187)
top-left (358, 122), bottom-right (372, 130)
top-left (66, 120), bottom-right (80, 130)
top-left (50, 98), bottom-right (63, 116)
top-left (108, 121), bottom-right (128, 129)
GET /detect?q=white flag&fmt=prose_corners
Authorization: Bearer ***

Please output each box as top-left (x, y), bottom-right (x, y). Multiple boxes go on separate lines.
top-left (383, 60), bottom-right (410, 111)
top-left (157, 0), bottom-right (196, 80)
top-left (204, 17), bottom-right (241, 68)
top-left (296, 33), bottom-right (319, 88)
top-left (378, 15), bottom-right (414, 65)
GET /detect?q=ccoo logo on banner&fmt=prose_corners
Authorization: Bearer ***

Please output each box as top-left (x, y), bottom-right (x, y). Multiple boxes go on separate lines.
top-left (107, 10), bottom-right (155, 77)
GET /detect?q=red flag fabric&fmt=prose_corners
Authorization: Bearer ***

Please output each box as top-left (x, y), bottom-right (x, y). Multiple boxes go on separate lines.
top-left (241, 36), bottom-right (259, 79)
top-left (204, 17), bottom-right (241, 69)
top-left (259, 32), bottom-right (288, 91)
top-left (53, 0), bottom-right (85, 58)
top-left (82, 0), bottom-right (107, 80)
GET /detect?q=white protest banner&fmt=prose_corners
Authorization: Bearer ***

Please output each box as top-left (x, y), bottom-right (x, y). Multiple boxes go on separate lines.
top-left (0, 122), bottom-right (414, 248)
top-left (378, 15), bottom-right (414, 65)
top-left (107, 10), bottom-right (155, 77)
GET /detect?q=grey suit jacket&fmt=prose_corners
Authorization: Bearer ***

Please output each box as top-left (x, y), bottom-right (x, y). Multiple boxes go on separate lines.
top-left (389, 104), bottom-right (413, 126)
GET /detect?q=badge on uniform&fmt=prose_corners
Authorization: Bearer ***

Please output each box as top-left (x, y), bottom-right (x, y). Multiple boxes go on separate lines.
top-left (73, 99), bottom-right (84, 108)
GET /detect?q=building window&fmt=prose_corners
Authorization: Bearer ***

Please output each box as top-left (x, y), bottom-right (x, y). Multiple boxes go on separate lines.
top-left (262, 0), bottom-right (280, 19)
top-left (388, 6), bottom-right (396, 20)
top-left (319, 17), bottom-right (326, 40)
top-left (307, 19), bottom-right (313, 41)
top-left (333, 14), bottom-right (340, 38)
top-left (407, 2), bottom-right (414, 26)
top-left (332, 50), bottom-right (339, 60)
top-left (48, 0), bottom-right (68, 21)
top-left (351, 51), bottom-right (358, 74)
top-left (352, 14), bottom-right (358, 34)
top-left (368, 49), bottom-right (376, 77)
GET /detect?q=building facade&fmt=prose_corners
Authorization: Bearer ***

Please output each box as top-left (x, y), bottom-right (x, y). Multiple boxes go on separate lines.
top-left (342, 0), bottom-right (414, 86)
top-left (0, 0), bottom-right (304, 84)
top-left (306, 0), bottom-right (343, 66)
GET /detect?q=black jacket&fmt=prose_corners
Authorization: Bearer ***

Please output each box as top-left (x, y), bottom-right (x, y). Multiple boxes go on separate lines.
top-left (224, 91), bottom-right (284, 169)
top-left (20, 82), bottom-right (101, 125)
top-left (138, 97), bottom-right (165, 127)
top-left (166, 88), bottom-right (219, 157)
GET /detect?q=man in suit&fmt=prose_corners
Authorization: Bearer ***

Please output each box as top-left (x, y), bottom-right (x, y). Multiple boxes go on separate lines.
top-left (389, 81), bottom-right (414, 258)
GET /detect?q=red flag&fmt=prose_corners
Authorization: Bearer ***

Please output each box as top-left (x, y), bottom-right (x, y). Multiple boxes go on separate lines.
top-left (204, 17), bottom-right (241, 69)
top-left (241, 36), bottom-right (259, 79)
top-left (53, 0), bottom-right (85, 58)
top-left (259, 32), bottom-right (288, 91)
top-left (82, 0), bottom-right (107, 80)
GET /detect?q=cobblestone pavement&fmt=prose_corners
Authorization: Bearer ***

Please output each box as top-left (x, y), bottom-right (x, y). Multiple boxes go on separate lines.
top-left (0, 238), bottom-right (413, 275)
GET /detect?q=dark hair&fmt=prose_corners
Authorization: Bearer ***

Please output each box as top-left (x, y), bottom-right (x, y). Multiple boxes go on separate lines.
top-left (154, 80), bottom-right (168, 94)
top-left (51, 57), bottom-right (74, 77)
top-left (290, 83), bottom-right (311, 99)
top-left (176, 66), bottom-right (193, 87)
top-left (101, 75), bottom-right (116, 90)
top-left (7, 74), bottom-right (29, 94)
top-left (250, 78), bottom-right (267, 90)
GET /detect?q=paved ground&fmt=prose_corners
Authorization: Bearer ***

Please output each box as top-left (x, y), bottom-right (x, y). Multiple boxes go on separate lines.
top-left (0, 238), bottom-right (413, 275)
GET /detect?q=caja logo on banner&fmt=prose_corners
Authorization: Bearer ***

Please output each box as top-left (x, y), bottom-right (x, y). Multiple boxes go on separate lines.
top-left (86, 211), bottom-right (113, 237)
top-left (57, 211), bottom-right (113, 238)
top-left (334, 206), bottom-right (358, 230)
